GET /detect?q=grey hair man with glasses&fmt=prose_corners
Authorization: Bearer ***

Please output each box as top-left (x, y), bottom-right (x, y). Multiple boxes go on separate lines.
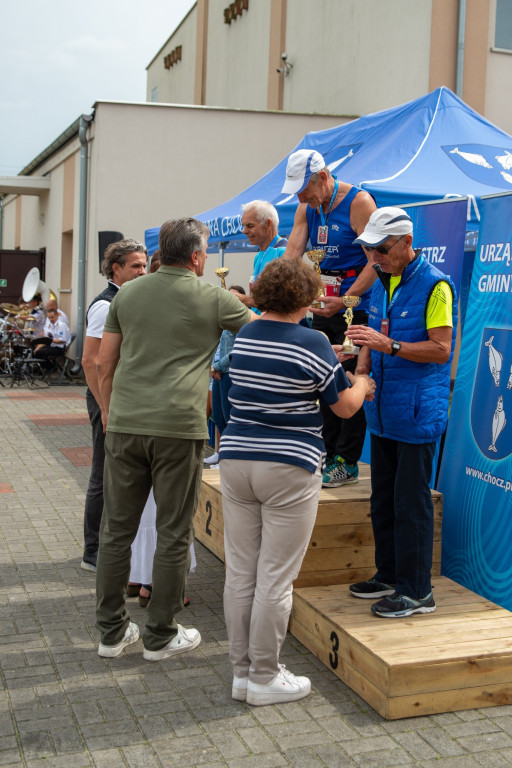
top-left (344, 207), bottom-right (457, 619)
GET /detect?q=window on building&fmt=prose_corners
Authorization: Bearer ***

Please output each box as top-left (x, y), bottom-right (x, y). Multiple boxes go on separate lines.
top-left (495, 0), bottom-right (512, 50)
top-left (150, 85), bottom-right (159, 103)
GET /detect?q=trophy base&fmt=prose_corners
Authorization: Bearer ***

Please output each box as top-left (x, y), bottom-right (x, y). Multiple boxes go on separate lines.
top-left (311, 299), bottom-right (325, 309)
top-left (341, 343), bottom-right (361, 356)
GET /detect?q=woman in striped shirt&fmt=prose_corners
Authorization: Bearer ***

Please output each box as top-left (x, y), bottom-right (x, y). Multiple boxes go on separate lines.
top-left (219, 258), bottom-right (374, 706)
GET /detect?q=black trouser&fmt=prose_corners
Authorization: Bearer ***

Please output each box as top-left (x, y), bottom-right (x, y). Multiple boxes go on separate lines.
top-left (370, 435), bottom-right (435, 599)
top-left (34, 343), bottom-right (65, 366)
top-left (83, 392), bottom-right (105, 564)
top-left (312, 310), bottom-right (368, 465)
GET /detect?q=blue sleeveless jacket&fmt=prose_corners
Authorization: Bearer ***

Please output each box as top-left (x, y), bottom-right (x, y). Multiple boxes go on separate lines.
top-left (306, 186), bottom-right (371, 311)
top-left (365, 255), bottom-right (457, 443)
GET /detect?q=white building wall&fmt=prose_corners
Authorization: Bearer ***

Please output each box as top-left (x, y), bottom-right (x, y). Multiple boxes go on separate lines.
top-left (204, 0), bottom-right (270, 109)
top-left (2, 102), bottom-right (347, 317)
top-left (283, 0), bottom-right (432, 116)
top-left (146, 6), bottom-right (197, 105)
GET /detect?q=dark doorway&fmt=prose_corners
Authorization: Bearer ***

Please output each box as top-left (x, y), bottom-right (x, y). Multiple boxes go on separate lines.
top-left (0, 249), bottom-right (46, 305)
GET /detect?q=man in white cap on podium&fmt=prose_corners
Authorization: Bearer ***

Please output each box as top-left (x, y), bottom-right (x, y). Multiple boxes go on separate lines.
top-left (282, 149), bottom-right (376, 488)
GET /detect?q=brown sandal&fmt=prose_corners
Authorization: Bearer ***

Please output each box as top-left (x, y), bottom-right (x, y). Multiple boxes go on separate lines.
top-left (138, 584), bottom-right (152, 608)
top-left (126, 583), bottom-right (141, 597)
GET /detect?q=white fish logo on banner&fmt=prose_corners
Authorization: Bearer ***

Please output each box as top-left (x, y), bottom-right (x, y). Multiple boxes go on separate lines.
top-left (489, 395), bottom-right (507, 452)
top-left (450, 147), bottom-right (493, 168)
top-left (471, 328), bottom-right (512, 460)
top-left (444, 144), bottom-right (512, 189)
top-left (496, 150), bottom-right (512, 171)
top-left (485, 335), bottom-right (503, 387)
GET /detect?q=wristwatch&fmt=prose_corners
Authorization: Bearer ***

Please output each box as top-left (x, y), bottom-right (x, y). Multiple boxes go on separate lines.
top-left (390, 340), bottom-right (401, 357)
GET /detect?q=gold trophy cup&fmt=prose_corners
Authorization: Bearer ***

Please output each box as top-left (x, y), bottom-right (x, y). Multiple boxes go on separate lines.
top-left (306, 249), bottom-right (326, 308)
top-left (215, 266), bottom-right (230, 289)
top-left (341, 295), bottom-right (361, 355)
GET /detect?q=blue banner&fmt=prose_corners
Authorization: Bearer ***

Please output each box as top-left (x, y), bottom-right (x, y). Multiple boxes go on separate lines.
top-left (439, 192), bottom-right (512, 610)
top-left (403, 198), bottom-right (467, 292)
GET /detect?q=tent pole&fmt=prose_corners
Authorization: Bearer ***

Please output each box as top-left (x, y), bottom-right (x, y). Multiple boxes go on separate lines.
top-left (219, 241), bottom-right (228, 269)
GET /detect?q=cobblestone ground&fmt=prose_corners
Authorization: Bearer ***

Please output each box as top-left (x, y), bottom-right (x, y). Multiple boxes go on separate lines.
top-left (1, 382), bottom-right (512, 768)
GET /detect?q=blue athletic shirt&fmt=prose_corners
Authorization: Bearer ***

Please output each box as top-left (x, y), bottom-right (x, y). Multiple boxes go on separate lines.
top-left (219, 319), bottom-right (350, 473)
top-left (252, 236), bottom-right (287, 281)
top-left (306, 186), bottom-right (371, 312)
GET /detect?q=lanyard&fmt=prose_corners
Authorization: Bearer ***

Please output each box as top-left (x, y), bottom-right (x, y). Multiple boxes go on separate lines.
top-left (318, 179), bottom-right (339, 227)
top-left (382, 256), bottom-right (424, 317)
top-left (261, 235), bottom-right (280, 254)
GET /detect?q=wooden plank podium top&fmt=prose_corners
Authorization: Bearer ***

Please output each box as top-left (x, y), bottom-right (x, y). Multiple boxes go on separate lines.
top-left (196, 464), bottom-right (442, 587)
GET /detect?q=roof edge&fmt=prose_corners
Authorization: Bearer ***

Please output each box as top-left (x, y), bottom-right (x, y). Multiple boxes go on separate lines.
top-left (19, 114), bottom-right (92, 177)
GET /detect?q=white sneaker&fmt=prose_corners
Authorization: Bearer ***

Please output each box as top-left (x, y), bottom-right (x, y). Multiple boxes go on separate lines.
top-left (246, 665), bottom-right (311, 706)
top-left (143, 624), bottom-right (201, 661)
top-left (204, 452), bottom-right (219, 465)
top-left (98, 621), bottom-right (140, 658)
top-left (208, 464), bottom-right (220, 470)
top-left (232, 675), bottom-right (248, 701)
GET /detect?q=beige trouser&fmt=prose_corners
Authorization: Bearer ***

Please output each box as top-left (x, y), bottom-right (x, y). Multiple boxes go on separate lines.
top-left (220, 459), bottom-right (321, 684)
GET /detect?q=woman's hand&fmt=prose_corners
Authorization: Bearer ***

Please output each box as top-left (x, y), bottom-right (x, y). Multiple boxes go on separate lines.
top-left (346, 371), bottom-right (376, 401)
top-left (332, 344), bottom-right (354, 363)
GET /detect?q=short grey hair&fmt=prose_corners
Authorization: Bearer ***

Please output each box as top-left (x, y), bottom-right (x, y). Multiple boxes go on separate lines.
top-left (241, 200), bottom-right (279, 230)
top-left (101, 238), bottom-right (147, 281)
top-left (308, 167), bottom-right (330, 187)
top-left (159, 218), bottom-right (210, 266)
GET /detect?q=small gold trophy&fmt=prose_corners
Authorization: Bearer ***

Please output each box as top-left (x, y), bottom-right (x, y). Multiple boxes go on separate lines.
top-left (306, 249), bottom-right (326, 308)
top-left (215, 266), bottom-right (230, 289)
top-left (341, 295), bottom-right (361, 355)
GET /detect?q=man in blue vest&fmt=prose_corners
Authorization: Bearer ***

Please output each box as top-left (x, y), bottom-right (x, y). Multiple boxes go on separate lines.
top-left (282, 150), bottom-right (376, 487)
top-left (80, 239), bottom-right (148, 572)
top-left (344, 207), bottom-right (457, 618)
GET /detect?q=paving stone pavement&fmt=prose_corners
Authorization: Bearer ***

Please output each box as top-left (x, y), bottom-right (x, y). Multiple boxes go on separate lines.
top-left (1, 382), bottom-right (512, 768)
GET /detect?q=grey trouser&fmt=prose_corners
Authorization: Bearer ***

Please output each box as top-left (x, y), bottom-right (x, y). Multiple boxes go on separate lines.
top-left (220, 459), bottom-right (321, 684)
top-left (95, 432), bottom-right (204, 651)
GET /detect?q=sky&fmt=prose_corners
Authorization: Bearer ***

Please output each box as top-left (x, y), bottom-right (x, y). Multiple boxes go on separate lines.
top-left (0, 0), bottom-right (196, 175)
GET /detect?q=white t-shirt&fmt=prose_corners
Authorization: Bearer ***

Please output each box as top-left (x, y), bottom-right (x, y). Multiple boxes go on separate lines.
top-left (86, 282), bottom-right (119, 339)
top-left (57, 309), bottom-right (70, 326)
top-left (43, 317), bottom-right (72, 347)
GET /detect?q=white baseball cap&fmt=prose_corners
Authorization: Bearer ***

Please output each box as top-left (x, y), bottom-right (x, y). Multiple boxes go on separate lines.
top-left (281, 149), bottom-right (325, 195)
top-left (353, 207), bottom-right (413, 247)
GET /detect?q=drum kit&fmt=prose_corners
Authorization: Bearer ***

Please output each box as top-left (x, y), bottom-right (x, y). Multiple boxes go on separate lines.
top-left (0, 303), bottom-right (34, 375)
top-left (0, 269), bottom-right (59, 386)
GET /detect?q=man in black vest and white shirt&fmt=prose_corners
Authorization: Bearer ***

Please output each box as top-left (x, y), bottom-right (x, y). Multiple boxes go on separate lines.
top-left (81, 239), bottom-right (147, 572)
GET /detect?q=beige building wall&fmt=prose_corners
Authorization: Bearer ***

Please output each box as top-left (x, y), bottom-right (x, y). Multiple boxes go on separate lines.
top-left (204, 0), bottom-right (270, 109)
top-left (283, 0), bottom-right (432, 116)
top-left (146, 5), bottom-right (197, 105)
top-left (2, 102), bottom-right (347, 323)
top-left (147, 0), bottom-right (512, 135)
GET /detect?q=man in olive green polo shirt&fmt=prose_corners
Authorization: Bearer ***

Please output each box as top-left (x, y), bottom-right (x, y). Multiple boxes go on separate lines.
top-left (96, 217), bottom-right (254, 661)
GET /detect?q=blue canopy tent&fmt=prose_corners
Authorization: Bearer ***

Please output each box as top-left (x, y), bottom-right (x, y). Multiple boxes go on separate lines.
top-left (145, 87), bottom-right (512, 254)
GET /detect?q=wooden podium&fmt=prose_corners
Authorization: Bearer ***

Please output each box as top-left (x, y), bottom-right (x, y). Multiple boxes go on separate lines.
top-left (196, 466), bottom-right (512, 718)
top-left (196, 464), bottom-right (443, 587)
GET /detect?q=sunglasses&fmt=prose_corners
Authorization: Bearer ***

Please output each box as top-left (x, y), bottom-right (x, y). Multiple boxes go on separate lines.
top-left (363, 235), bottom-right (404, 256)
